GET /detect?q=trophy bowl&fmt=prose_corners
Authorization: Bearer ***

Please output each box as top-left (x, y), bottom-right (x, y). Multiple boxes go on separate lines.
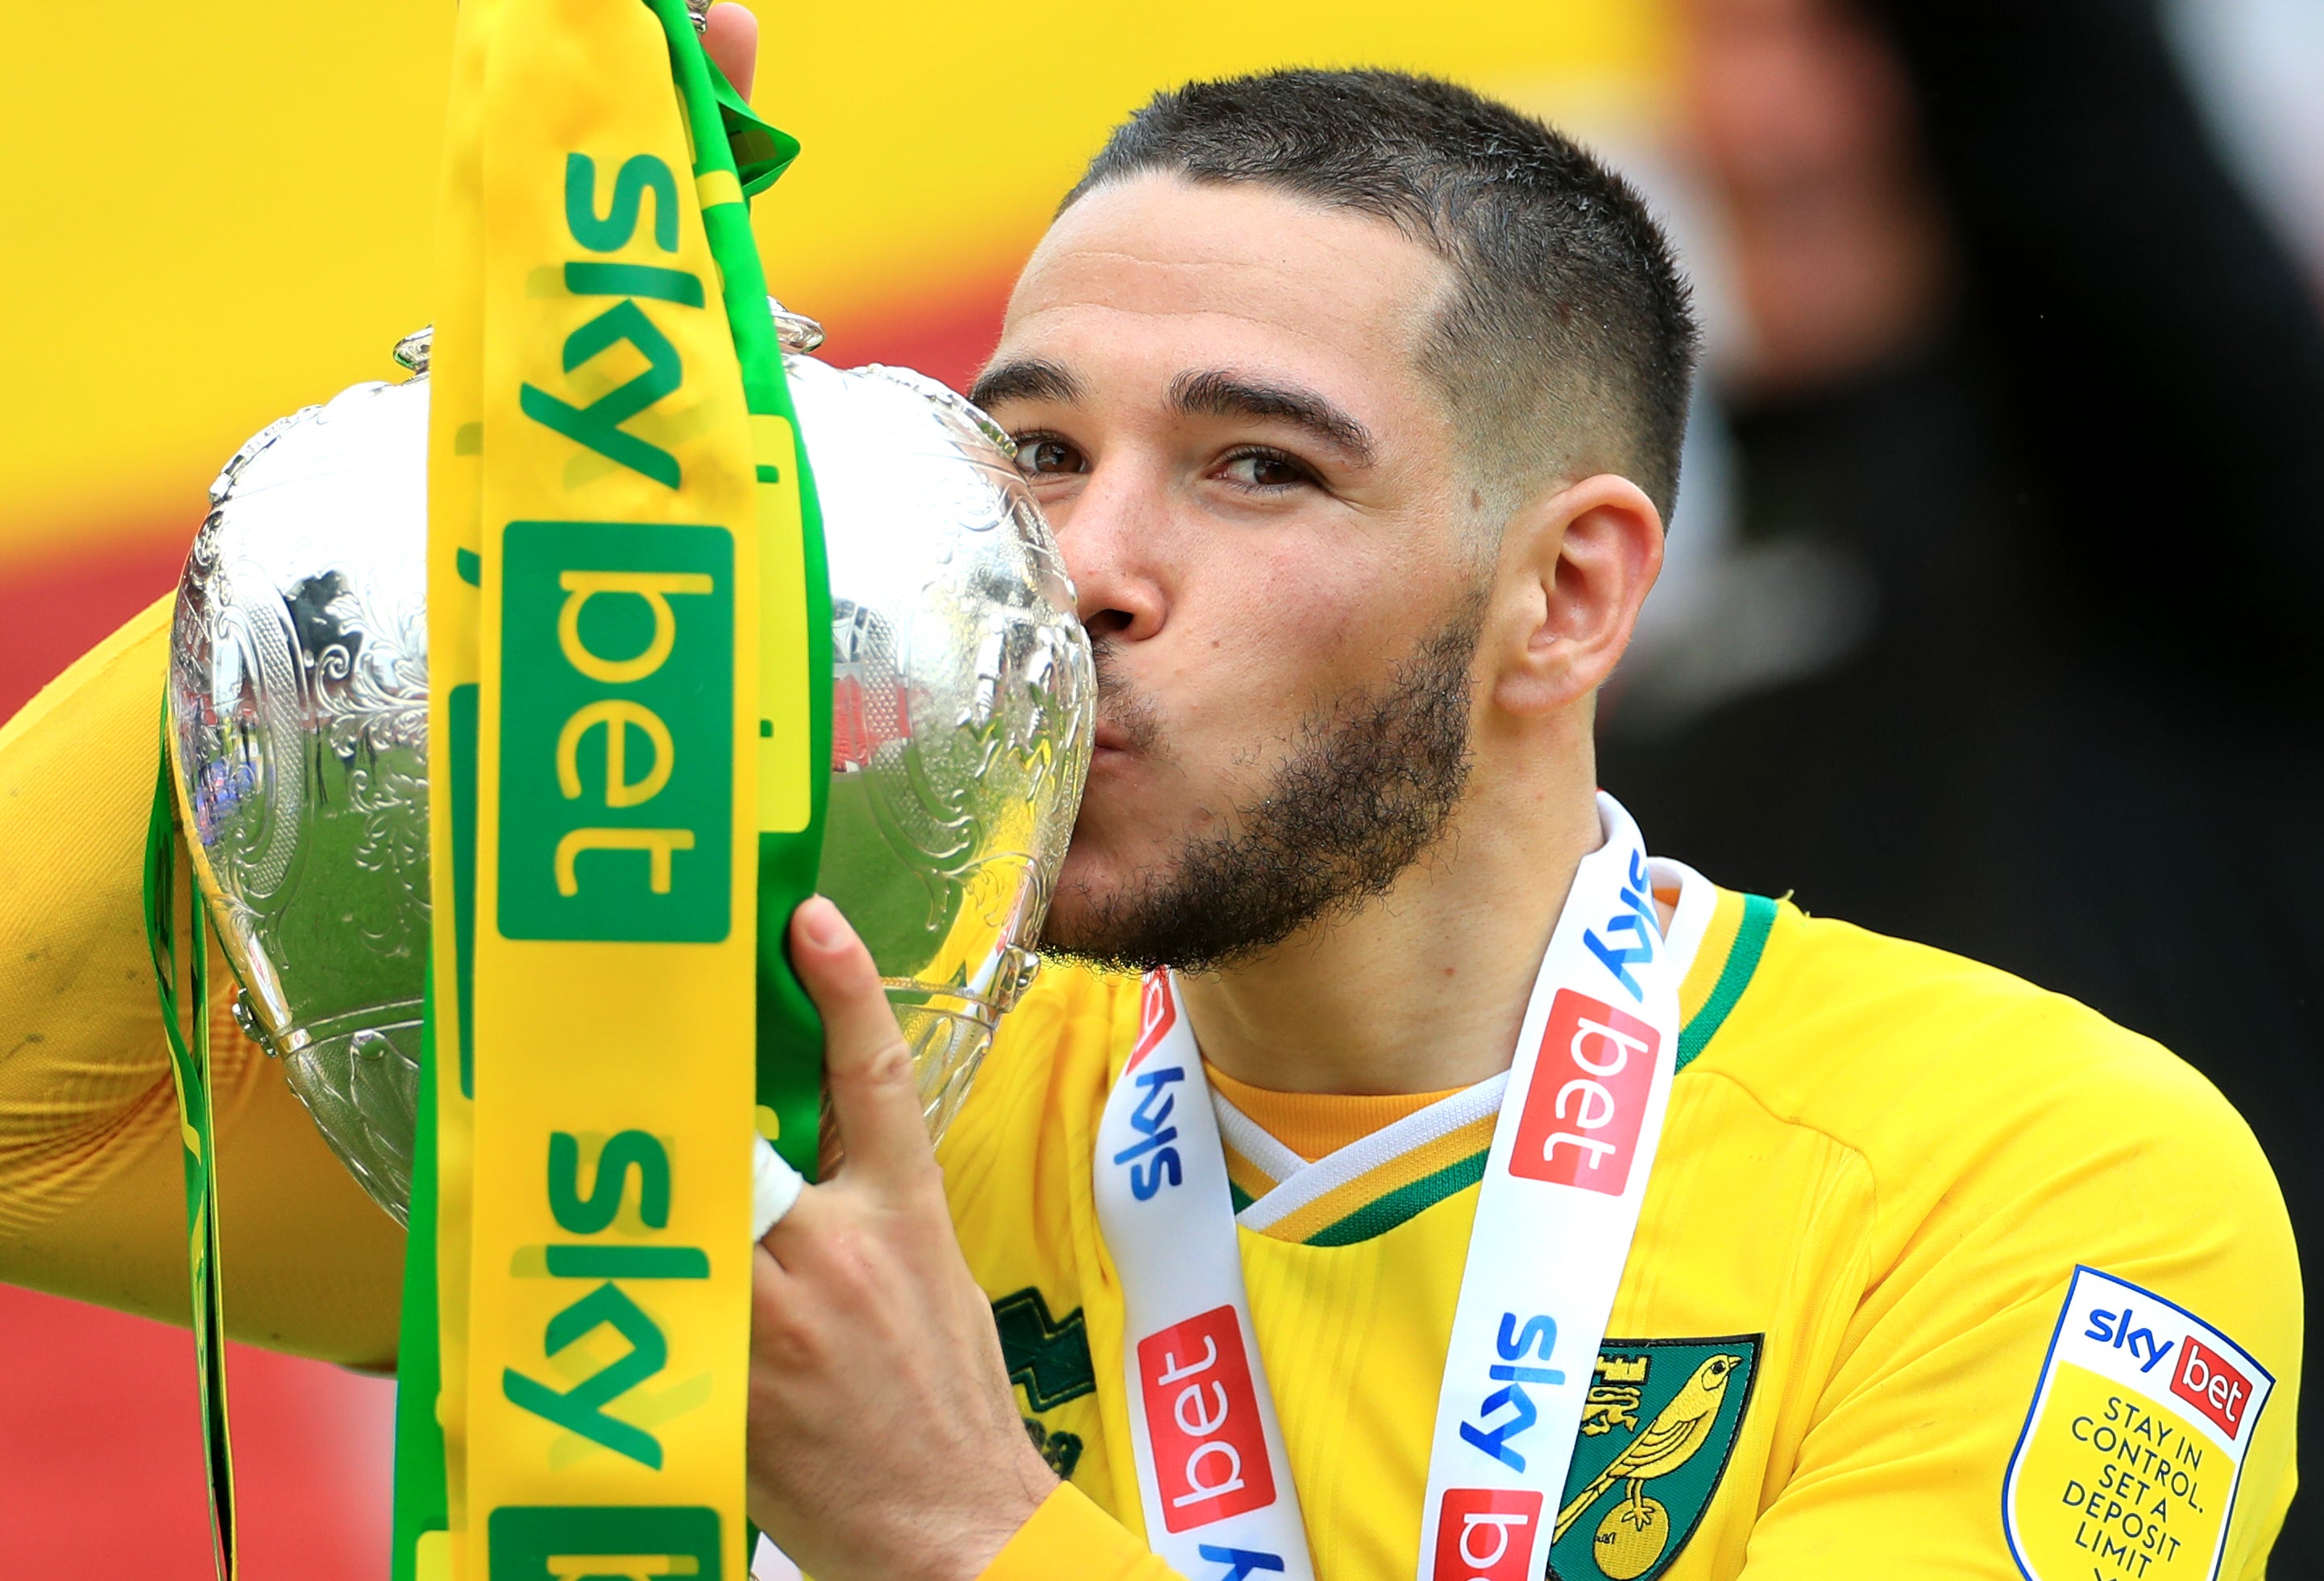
top-left (167, 325), bottom-right (1094, 1224)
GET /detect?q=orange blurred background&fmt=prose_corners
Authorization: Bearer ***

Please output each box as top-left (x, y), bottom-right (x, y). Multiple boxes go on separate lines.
top-left (0, 2), bottom-right (1672, 1571)
top-left (0, 0), bottom-right (1675, 717)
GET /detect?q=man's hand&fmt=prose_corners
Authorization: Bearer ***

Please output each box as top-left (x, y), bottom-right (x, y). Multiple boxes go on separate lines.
top-left (747, 896), bottom-right (1057, 1581)
top-left (703, 2), bottom-right (758, 98)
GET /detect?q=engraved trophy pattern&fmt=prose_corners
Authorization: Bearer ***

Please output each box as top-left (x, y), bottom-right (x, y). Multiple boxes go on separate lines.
top-left (168, 326), bottom-right (1093, 1223)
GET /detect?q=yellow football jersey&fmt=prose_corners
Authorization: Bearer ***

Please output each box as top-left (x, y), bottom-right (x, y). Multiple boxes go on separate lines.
top-left (944, 890), bottom-right (2301, 1580)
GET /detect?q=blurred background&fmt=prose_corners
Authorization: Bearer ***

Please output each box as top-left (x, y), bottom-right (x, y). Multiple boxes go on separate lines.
top-left (2, 0), bottom-right (2318, 1571)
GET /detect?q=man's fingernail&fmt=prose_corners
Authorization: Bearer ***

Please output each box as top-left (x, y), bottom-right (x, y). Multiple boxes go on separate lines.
top-left (799, 896), bottom-right (845, 951)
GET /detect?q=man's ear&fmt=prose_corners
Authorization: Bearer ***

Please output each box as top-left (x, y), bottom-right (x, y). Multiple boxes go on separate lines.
top-left (1488, 473), bottom-right (1665, 719)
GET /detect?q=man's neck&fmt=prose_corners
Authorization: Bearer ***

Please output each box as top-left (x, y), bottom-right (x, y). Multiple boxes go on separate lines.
top-left (1177, 748), bottom-right (1605, 1098)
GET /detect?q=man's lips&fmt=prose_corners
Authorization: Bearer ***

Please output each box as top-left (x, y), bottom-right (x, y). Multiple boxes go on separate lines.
top-left (1092, 720), bottom-right (1134, 756)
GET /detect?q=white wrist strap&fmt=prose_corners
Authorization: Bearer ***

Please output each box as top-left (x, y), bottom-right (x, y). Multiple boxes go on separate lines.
top-left (752, 1135), bottom-right (807, 1241)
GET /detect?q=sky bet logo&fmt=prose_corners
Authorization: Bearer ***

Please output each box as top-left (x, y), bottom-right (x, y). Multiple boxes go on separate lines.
top-left (498, 145), bottom-right (732, 942)
top-left (2085, 1302), bottom-right (2254, 1442)
top-left (1117, 975), bottom-right (1186, 1200)
top-left (1509, 991), bottom-right (1659, 1196)
top-left (1582, 850), bottom-right (1662, 1003)
top-left (2082, 1302), bottom-right (2178, 1377)
top-left (499, 521), bottom-right (732, 941)
top-left (1116, 1066), bottom-right (1185, 1201)
top-left (2173, 1337), bottom-right (2256, 1442)
top-left (1431, 1488), bottom-right (1543, 1581)
top-left (1458, 1312), bottom-right (1565, 1471)
top-left (1138, 1305), bottom-right (1276, 1532)
top-left (522, 151), bottom-right (703, 490)
top-left (500, 1131), bottom-right (709, 1468)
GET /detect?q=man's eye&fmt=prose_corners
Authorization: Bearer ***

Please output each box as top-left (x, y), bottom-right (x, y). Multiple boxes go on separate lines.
top-left (1218, 448), bottom-right (1314, 490)
top-left (1015, 437), bottom-right (1087, 478)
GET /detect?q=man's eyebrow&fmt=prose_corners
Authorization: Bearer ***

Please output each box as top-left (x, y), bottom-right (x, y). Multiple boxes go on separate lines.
top-left (969, 358), bottom-right (1084, 410)
top-left (1168, 370), bottom-right (1375, 465)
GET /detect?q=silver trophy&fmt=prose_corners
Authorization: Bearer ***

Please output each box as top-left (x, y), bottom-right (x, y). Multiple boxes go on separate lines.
top-left (167, 319), bottom-right (1094, 1223)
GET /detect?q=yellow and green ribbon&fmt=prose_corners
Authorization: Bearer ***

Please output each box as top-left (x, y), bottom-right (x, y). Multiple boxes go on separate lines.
top-left (401, 1), bottom-right (826, 1575)
top-left (147, 6), bottom-right (824, 1575)
top-left (143, 725), bottom-right (237, 1579)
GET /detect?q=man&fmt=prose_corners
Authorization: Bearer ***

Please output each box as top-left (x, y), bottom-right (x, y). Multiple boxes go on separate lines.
top-left (731, 47), bottom-right (2301, 1581)
top-left (0, 19), bottom-right (2297, 1581)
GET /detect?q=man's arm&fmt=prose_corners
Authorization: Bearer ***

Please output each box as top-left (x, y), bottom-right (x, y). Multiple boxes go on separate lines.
top-left (0, 598), bottom-right (405, 1363)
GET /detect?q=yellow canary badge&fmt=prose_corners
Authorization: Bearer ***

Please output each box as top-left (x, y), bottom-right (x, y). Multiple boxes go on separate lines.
top-left (1548, 1337), bottom-right (1761, 1581)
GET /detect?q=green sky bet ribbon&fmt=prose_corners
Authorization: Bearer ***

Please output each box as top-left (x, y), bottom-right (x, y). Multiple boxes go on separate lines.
top-left (391, 977), bottom-right (448, 1581)
top-left (144, 714), bottom-right (238, 1579)
top-left (640, 0), bottom-right (834, 1182)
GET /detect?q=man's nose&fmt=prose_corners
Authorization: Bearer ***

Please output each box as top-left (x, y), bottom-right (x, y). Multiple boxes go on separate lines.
top-left (1054, 463), bottom-right (1168, 645)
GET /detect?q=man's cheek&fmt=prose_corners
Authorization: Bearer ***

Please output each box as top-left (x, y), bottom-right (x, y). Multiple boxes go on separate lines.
top-left (1087, 787), bottom-right (1177, 860)
top-left (1055, 803), bottom-right (1136, 887)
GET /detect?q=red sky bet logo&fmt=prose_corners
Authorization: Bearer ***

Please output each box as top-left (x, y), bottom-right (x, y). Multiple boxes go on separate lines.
top-left (2173, 1335), bottom-right (2256, 1442)
top-left (1138, 1305), bottom-right (1276, 1531)
top-left (1433, 1488), bottom-right (1542, 1581)
top-left (1509, 990), bottom-right (1658, 1196)
top-left (1126, 972), bottom-right (1177, 1073)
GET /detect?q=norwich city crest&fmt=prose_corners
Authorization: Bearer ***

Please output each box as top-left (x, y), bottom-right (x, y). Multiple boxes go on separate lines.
top-left (1548, 1335), bottom-right (1762, 1581)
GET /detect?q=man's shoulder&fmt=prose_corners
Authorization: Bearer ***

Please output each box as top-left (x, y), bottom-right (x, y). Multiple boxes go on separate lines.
top-left (1692, 894), bottom-right (2284, 1230)
top-left (1675, 897), bottom-right (2301, 1574)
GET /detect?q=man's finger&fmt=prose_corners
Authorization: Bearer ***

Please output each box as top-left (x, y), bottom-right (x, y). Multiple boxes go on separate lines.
top-left (703, 2), bottom-right (758, 101)
top-left (788, 896), bottom-right (936, 1190)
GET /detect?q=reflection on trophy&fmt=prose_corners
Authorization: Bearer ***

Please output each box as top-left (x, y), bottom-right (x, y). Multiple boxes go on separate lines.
top-left (166, 315), bottom-right (1094, 1223)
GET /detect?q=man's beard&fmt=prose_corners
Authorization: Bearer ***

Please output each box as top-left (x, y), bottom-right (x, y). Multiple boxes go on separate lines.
top-left (1044, 598), bottom-right (1484, 973)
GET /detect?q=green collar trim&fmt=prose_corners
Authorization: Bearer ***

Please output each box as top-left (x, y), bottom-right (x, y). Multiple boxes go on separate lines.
top-left (1676, 893), bottom-right (1777, 1073)
top-left (1301, 1147), bottom-right (1491, 1246)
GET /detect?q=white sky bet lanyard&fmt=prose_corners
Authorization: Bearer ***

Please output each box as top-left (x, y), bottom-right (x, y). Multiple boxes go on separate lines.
top-left (1094, 792), bottom-right (1713, 1581)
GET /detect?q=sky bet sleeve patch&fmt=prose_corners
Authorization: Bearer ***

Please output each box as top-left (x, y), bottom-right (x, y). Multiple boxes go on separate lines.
top-left (2005, 1266), bottom-right (2274, 1581)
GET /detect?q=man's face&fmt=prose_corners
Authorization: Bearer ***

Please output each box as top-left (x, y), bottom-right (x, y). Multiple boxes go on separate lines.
top-left (973, 175), bottom-right (1496, 968)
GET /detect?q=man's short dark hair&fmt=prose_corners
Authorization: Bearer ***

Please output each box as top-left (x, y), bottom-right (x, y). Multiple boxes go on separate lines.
top-left (1064, 68), bottom-right (1699, 522)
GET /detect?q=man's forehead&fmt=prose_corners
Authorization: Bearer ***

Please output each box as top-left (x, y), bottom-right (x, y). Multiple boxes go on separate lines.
top-left (996, 175), bottom-right (1447, 364)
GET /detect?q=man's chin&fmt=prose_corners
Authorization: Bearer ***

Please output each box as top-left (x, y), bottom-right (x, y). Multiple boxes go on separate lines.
top-left (1035, 846), bottom-right (1128, 961)
top-left (1034, 827), bottom-right (1193, 968)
